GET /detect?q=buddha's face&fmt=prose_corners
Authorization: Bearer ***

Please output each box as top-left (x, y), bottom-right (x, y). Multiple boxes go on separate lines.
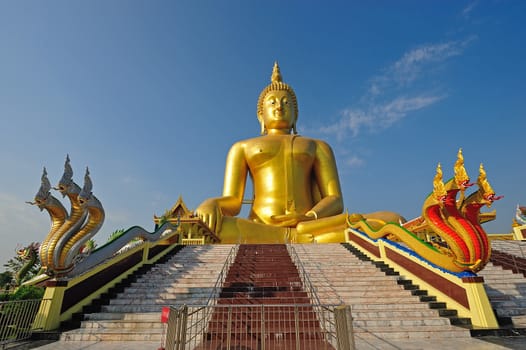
top-left (262, 90), bottom-right (295, 131)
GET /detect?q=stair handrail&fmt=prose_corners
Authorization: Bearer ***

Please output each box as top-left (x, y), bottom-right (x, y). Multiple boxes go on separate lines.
top-left (205, 244), bottom-right (239, 306)
top-left (294, 244), bottom-right (345, 305)
top-left (164, 303), bottom-right (347, 350)
top-left (286, 244), bottom-right (325, 306)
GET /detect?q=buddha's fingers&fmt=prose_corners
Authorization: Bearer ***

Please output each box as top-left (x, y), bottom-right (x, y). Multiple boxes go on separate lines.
top-left (215, 206), bottom-right (223, 234)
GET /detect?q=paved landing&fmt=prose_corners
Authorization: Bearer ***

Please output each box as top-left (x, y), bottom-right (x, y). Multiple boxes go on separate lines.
top-left (28, 336), bottom-right (526, 350)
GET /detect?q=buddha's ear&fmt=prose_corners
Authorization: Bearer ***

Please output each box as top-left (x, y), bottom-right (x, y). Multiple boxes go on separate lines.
top-left (292, 121), bottom-right (297, 135)
top-left (258, 114), bottom-right (266, 135)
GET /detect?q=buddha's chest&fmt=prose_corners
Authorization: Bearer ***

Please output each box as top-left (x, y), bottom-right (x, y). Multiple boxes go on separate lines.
top-left (245, 136), bottom-right (316, 169)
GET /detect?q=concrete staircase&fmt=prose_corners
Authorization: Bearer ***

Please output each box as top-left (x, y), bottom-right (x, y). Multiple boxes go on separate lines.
top-left (60, 244), bottom-right (235, 342)
top-left (54, 241), bottom-right (526, 345)
top-left (491, 240), bottom-right (526, 259)
top-left (291, 243), bottom-right (472, 341)
top-left (477, 240), bottom-right (526, 328)
top-left (478, 261), bottom-right (526, 328)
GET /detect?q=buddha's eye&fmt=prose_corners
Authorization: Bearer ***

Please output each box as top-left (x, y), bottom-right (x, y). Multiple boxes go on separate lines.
top-left (266, 96), bottom-right (277, 105)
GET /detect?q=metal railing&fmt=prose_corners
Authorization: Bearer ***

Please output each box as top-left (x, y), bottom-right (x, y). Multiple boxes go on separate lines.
top-left (166, 244), bottom-right (240, 349)
top-left (286, 244), bottom-right (323, 307)
top-left (182, 238), bottom-right (205, 245)
top-left (286, 244), bottom-right (344, 306)
top-left (164, 303), bottom-right (354, 350)
top-left (0, 298), bottom-right (51, 349)
top-left (204, 244), bottom-right (239, 306)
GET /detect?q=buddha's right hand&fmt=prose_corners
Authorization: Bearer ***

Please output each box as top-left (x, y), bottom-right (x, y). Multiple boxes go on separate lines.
top-left (195, 199), bottom-right (223, 234)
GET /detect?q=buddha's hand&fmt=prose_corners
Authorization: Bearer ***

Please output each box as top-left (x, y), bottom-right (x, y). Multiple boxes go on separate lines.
top-left (195, 199), bottom-right (223, 233)
top-left (271, 211), bottom-right (317, 227)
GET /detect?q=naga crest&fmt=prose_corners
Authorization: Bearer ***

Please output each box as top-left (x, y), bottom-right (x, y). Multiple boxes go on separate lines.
top-left (78, 167), bottom-right (93, 206)
top-left (477, 163), bottom-right (502, 207)
top-left (27, 167), bottom-right (52, 210)
top-left (55, 154), bottom-right (75, 197)
top-left (453, 148), bottom-right (472, 192)
top-left (432, 163), bottom-right (447, 204)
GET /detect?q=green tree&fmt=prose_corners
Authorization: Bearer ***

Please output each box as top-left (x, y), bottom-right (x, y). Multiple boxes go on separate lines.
top-left (0, 271), bottom-right (13, 290)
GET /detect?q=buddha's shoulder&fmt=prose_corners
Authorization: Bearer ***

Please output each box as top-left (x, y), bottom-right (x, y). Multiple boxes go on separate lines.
top-left (294, 135), bottom-right (332, 148)
top-left (230, 135), bottom-right (331, 149)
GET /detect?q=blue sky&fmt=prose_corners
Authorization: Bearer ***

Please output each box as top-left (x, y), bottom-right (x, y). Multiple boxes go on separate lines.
top-left (1, 1), bottom-right (525, 266)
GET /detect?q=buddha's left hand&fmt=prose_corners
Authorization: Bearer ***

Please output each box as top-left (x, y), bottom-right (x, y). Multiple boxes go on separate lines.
top-left (271, 211), bottom-right (316, 227)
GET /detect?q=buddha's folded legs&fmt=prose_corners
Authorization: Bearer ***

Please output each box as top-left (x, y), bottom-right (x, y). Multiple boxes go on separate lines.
top-left (219, 217), bottom-right (292, 243)
top-left (218, 215), bottom-right (348, 244)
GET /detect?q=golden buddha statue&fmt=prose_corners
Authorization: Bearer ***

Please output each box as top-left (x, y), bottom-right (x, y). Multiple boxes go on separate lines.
top-left (196, 62), bottom-right (402, 243)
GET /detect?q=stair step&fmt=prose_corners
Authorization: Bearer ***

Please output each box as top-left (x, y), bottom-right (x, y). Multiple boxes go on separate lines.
top-left (61, 328), bottom-right (162, 342)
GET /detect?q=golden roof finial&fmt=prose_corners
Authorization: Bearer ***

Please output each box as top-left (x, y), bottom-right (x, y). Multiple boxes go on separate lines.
top-left (271, 61), bottom-right (282, 83)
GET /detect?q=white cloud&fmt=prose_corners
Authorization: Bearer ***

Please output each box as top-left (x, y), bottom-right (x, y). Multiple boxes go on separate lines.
top-left (320, 109), bottom-right (374, 139)
top-left (371, 38), bottom-right (474, 92)
top-left (344, 155), bottom-right (364, 168)
top-left (322, 95), bottom-right (444, 139)
top-left (378, 95), bottom-right (445, 123)
top-left (462, 1), bottom-right (478, 18)
top-left (319, 36), bottom-right (475, 142)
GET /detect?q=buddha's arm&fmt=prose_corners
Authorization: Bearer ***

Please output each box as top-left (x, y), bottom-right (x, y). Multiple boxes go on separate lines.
top-left (195, 142), bottom-right (247, 233)
top-left (221, 142), bottom-right (248, 216)
top-left (309, 140), bottom-right (344, 218)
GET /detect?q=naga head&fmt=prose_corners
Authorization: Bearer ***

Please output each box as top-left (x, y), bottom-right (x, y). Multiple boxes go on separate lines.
top-left (453, 148), bottom-right (473, 192)
top-left (55, 154), bottom-right (74, 197)
top-left (515, 204), bottom-right (526, 225)
top-left (433, 163), bottom-right (447, 205)
top-left (16, 242), bottom-right (40, 260)
top-left (477, 163), bottom-right (503, 207)
top-left (26, 167), bottom-right (52, 211)
top-left (78, 167), bottom-right (93, 207)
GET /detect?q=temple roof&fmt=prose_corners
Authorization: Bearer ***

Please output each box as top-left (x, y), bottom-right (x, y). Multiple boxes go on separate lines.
top-left (154, 195), bottom-right (192, 221)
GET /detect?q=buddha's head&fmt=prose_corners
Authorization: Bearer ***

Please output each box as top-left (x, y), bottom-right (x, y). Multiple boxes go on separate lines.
top-left (257, 62), bottom-right (299, 135)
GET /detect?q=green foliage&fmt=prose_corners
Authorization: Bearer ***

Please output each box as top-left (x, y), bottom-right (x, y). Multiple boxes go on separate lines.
top-left (0, 286), bottom-right (44, 302)
top-left (0, 271), bottom-right (13, 290)
top-left (0, 291), bottom-right (10, 301)
top-left (9, 286), bottom-right (45, 300)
